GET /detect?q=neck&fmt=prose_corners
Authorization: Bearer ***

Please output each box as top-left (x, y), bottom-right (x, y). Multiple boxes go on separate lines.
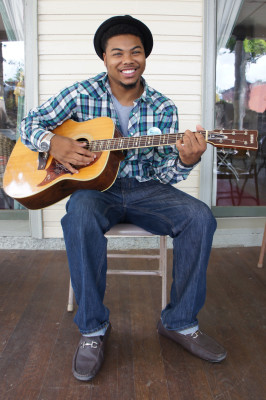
top-left (108, 78), bottom-right (144, 106)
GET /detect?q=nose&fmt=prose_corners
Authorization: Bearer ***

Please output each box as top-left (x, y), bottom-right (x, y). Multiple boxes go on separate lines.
top-left (122, 52), bottom-right (133, 64)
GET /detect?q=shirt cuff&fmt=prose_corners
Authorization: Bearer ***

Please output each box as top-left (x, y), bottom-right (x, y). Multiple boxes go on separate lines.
top-left (177, 156), bottom-right (201, 169)
top-left (35, 130), bottom-right (52, 151)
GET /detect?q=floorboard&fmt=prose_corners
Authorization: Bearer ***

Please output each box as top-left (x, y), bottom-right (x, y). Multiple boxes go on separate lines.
top-left (0, 247), bottom-right (265, 400)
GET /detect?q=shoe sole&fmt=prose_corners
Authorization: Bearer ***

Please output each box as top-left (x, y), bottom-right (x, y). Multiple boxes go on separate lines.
top-left (72, 370), bottom-right (95, 381)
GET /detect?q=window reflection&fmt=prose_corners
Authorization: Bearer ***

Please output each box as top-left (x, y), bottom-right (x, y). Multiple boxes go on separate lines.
top-left (214, 1), bottom-right (266, 209)
top-left (0, 41), bottom-right (24, 209)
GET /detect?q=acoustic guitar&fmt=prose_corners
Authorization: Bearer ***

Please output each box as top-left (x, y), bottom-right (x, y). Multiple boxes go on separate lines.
top-left (3, 117), bottom-right (258, 210)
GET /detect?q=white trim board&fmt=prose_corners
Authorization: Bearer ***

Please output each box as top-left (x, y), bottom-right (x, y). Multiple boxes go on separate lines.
top-left (1, 217), bottom-right (265, 249)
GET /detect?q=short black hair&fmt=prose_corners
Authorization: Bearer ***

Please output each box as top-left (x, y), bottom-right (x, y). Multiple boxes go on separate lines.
top-left (100, 23), bottom-right (145, 53)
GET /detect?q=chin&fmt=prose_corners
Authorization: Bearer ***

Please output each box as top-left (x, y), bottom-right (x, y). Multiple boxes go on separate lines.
top-left (119, 80), bottom-right (138, 89)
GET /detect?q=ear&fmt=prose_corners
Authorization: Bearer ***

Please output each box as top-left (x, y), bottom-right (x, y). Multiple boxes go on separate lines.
top-left (103, 53), bottom-right (107, 67)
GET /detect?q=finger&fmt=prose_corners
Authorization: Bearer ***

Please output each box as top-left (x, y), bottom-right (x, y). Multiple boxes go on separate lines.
top-left (74, 144), bottom-right (97, 159)
top-left (72, 152), bottom-right (97, 165)
top-left (176, 138), bottom-right (186, 152)
top-left (196, 124), bottom-right (204, 132)
top-left (183, 130), bottom-right (197, 147)
top-left (75, 141), bottom-right (91, 152)
top-left (195, 131), bottom-right (207, 149)
top-left (77, 141), bottom-right (88, 147)
top-left (64, 162), bottom-right (79, 174)
top-left (184, 130), bottom-right (205, 149)
top-left (61, 138), bottom-right (90, 154)
top-left (195, 126), bottom-right (207, 150)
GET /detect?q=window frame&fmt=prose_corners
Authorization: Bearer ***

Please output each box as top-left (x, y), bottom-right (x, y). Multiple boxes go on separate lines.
top-left (200, 0), bottom-right (266, 243)
top-left (25, 0), bottom-right (43, 238)
top-left (200, 0), bottom-right (216, 207)
top-left (0, 0), bottom-right (42, 238)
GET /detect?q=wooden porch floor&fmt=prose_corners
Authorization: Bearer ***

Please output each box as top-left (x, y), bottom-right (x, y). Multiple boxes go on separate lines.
top-left (0, 247), bottom-right (265, 400)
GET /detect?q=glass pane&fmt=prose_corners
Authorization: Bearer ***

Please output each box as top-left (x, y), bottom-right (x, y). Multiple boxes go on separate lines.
top-left (0, 41), bottom-right (24, 209)
top-left (214, 1), bottom-right (266, 213)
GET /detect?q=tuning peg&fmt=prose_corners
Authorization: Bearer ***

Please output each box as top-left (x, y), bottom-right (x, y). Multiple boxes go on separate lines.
top-left (246, 150), bottom-right (250, 157)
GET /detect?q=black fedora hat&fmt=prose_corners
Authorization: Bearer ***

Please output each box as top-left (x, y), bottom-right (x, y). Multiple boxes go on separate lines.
top-left (94, 15), bottom-right (153, 60)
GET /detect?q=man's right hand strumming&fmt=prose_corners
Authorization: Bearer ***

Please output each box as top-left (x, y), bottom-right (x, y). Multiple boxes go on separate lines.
top-left (50, 135), bottom-right (97, 174)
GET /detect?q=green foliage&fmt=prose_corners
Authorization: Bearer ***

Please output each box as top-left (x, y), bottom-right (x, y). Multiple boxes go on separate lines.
top-left (243, 39), bottom-right (266, 62)
top-left (14, 67), bottom-right (23, 81)
top-left (226, 37), bottom-right (236, 52)
top-left (226, 37), bottom-right (266, 63)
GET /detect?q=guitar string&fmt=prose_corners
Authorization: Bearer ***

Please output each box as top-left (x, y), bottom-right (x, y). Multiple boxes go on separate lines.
top-left (77, 129), bottom-right (256, 151)
top-left (87, 133), bottom-right (253, 151)
top-left (88, 140), bottom-right (251, 151)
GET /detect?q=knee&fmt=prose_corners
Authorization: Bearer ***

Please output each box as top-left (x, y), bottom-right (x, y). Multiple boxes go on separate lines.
top-left (180, 197), bottom-right (216, 233)
top-left (195, 201), bottom-right (217, 233)
top-left (62, 190), bottom-right (107, 233)
top-left (65, 190), bottom-right (98, 217)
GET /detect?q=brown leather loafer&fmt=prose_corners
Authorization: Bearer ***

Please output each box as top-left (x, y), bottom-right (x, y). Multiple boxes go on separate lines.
top-left (157, 320), bottom-right (226, 362)
top-left (72, 324), bottom-right (111, 381)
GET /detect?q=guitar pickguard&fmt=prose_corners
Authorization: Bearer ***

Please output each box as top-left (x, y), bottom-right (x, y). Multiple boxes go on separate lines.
top-left (37, 154), bottom-right (101, 187)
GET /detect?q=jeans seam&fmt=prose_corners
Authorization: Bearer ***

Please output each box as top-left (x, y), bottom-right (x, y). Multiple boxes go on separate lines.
top-left (95, 236), bottom-right (107, 285)
top-left (126, 206), bottom-right (175, 235)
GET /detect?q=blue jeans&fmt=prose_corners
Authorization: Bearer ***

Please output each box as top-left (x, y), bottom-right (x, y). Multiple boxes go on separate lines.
top-left (61, 178), bottom-right (217, 334)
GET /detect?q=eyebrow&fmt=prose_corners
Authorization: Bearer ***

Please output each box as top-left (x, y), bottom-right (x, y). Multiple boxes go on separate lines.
top-left (110, 45), bottom-right (142, 52)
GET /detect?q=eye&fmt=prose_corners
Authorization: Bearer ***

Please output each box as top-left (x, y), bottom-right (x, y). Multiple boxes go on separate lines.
top-left (112, 52), bottom-right (122, 56)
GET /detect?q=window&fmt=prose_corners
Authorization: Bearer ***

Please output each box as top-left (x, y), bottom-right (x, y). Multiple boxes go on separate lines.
top-left (0, 0), bottom-right (28, 218)
top-left (213, 0), bottom-right (266, 217)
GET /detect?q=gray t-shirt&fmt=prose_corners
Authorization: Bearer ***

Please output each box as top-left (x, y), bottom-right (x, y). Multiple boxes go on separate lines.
top-left (112, 95), bottom-right (133, 137)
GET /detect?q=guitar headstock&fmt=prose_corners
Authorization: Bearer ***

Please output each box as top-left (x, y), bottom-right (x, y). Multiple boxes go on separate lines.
top-left (206, 129), bottom-right (258, 150)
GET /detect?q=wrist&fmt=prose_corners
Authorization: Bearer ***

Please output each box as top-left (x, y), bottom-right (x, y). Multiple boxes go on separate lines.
top-left (39, 131), bottom-right (55, 152)
top-left (178, 156), bottom-right (201, 168)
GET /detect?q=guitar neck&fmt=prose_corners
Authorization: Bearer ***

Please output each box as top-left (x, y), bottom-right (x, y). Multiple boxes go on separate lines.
top-left (90, 132), bottom-right (181, 152)
top-left (89, 129), bottom-right (258, 152)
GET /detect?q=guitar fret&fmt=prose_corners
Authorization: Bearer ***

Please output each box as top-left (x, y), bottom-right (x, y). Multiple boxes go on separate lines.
top-left (90, 133), bottom-right (180, 151)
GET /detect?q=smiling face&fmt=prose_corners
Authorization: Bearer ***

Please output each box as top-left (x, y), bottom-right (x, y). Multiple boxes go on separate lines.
top-left (103, 34), bottom-right (146, 91)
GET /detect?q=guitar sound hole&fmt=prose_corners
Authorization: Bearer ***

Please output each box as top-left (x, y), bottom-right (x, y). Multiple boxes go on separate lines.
top-left (77, 137), bottom-right (90, 149)
top-left (77, 137), bottom-right (89, 143)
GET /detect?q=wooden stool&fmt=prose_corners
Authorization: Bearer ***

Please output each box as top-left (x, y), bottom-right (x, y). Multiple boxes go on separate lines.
top-left (67, 223), bottom-right (168, 311)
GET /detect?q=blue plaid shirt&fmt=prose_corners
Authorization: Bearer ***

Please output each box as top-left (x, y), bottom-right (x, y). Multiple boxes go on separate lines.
top-left (20, 72), bottom-right (194, 184)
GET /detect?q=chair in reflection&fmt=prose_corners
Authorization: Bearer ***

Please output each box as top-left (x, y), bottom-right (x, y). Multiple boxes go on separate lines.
top-left (216, 148), bottom-right (259, 206)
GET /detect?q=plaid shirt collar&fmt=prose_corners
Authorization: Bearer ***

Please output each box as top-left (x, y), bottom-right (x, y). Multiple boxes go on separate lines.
top-left (82, 72), bottom-right (154, 105)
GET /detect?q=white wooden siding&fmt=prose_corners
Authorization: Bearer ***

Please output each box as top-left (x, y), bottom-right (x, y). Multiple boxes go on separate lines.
top-left (38, 0), bottom-right (203, 238)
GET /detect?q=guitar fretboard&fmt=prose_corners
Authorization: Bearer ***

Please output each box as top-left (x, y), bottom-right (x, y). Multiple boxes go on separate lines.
top-left (87, 129), bottom-right (257, 152)
top-left (89, 133), bottom-right (182, 151)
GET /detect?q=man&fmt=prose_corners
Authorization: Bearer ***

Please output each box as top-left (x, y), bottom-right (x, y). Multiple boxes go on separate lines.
top-left (20, 15), bottom-right (226, 381)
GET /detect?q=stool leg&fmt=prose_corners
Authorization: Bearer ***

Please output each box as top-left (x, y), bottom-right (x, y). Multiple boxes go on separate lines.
top-left (67, 279), bottom-right (74, 312)
top-left (160, 236), bottom-right (167, 309)
top-left (258, 224), bottom-right (266, 268)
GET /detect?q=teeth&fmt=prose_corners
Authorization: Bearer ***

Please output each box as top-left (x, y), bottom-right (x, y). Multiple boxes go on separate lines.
top-left (122, 69), bottom-right (135, 74)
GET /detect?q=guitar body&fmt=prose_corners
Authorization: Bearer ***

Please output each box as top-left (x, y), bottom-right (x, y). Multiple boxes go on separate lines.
top-left (3, 117), bottom-right (124, 209)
